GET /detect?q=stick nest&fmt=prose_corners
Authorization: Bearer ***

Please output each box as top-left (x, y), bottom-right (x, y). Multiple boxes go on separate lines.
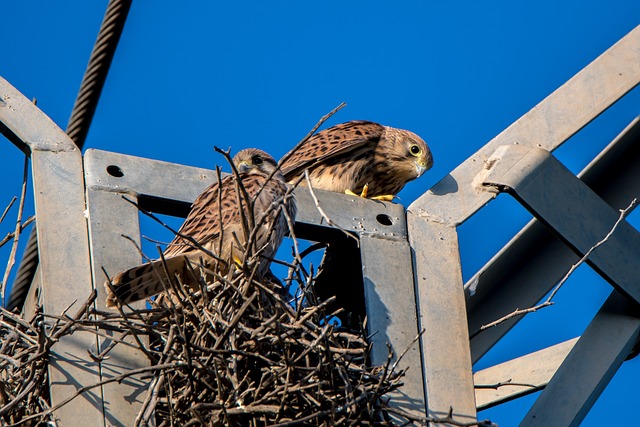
top-left (1, 266), bottom-right (411, 426)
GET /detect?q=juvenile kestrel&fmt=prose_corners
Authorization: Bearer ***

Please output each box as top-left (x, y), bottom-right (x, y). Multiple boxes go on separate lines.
top-left (105, 148), bottom-right (296, 308)
top-left (280, 120), bottom-right (433, 200)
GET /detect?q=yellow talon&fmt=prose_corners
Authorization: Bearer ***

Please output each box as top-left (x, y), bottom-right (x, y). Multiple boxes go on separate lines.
top-left (370, 194), bottom-right (397, 202)
top-left (345, 184), bottom-right (396, 201)
top-left (360, 184), bottom-right (369, 198)
top-left (345, 183), bottom-right (369, 198)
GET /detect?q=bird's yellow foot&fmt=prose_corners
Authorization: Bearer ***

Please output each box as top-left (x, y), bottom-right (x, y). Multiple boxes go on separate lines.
top-left (345, 184), bottom-right (396, 201)
top-left (370, 194), bottom-right (397, 201)
top-left (345, 183), bottom-right (370, 198)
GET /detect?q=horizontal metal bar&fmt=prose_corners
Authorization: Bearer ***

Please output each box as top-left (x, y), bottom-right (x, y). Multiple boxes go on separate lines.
top-left (84, 149), bottom-right (408, 239)
top-left (474, 338), bottom-right (577, 410)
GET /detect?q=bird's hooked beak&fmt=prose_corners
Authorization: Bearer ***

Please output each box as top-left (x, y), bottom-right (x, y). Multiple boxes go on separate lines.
top-left (237, 161), bottom-right (251, 173)
top-left (414, 151), bottom-right (433, 177)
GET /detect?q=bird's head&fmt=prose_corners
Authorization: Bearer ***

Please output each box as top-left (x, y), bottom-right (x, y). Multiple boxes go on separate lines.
top-left (384, 127), bottom-right (433, 179)
top-left (233, 148), bottom-right (280, 176)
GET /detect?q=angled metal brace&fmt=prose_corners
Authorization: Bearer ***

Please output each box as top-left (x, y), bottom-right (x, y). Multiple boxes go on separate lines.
top-left (467, 116), bottom-right (640, 364)
top-left (481, 144), bottom-right (640, 426)
top-left (482, 144), bottom-right (640, 304)
top-left (520, 291), bottom-right (640, 427)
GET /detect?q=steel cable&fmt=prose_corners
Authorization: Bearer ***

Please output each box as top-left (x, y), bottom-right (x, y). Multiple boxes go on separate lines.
top-left (6, 0), bottom-right (132, 310)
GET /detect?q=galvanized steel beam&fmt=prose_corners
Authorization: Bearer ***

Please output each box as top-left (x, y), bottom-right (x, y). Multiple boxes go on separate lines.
top-left (482, 144), bottom-right (640, 305)
top-left (474, 338), bottom-right (577, 410)
top-left (359, 233), bottom-right (425, 417)
top-left (520, 292), bottom-right (640, 427)
top-left (467, 116), bottom-right (640, 363)
top-left (83, 149), bottom-right (427, 419)
top-left (407, 218), bottom-right (477, 423)
top-left (0, 77), bottom-right (103, 426)
top-left (406, 25), bottom-right (639, 423)
top-left (84, 159), bottom-right (151, 424)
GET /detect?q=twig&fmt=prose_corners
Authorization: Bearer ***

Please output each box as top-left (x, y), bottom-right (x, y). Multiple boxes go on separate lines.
top-left (0, 197), bottom-right (16, 225)
top-left (214, 146), bottom-right (254, 239)
top-left (120, 195), bottom-right (227, 266)
top-left (254, 101), bottom-right (347, 201)
top-left (0, 216), bottom-right (35, 249)
top-left (472, 198), bottom-right (637, 339)
top-left (303, 169), bottom-right (359, 247)
top-left (474, 378), bottom-right (538, 390)
top-left (8, 362), bottom-right (185, 426)
top-left (1, 156), bottom-right (29, 303)
top-left (277, 102), bottom-right (346, 169)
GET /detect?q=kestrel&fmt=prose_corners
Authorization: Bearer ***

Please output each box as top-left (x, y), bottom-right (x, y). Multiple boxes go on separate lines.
top-left (105, 148), bottom-right (296, 308)
top-left (280, 120), bottom-right (433, 200)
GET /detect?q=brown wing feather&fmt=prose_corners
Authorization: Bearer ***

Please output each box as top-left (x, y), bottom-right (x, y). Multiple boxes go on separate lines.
top-left (280, 121), bottom-right (385, 181)
top-left (163, 177), bottom-right (228, 257)
top-left (163, 173), bottom-right (272, 257)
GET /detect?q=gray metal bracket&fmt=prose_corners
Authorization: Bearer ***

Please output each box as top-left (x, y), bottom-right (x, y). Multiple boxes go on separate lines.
top-left (482, 144), bottom-right (640, 305)
top-left (405, 24), bottom-right (640, 425)
top-left (481, 144), bottom-right (640, 426)
top-left (520, 291), bottom-right (640, 427)
top-left (0, 77), bottom-right (103, 427)
top-left (466, 116), bottom-right (640, 366)
top-left (84, 148), bottom-right (425, 419)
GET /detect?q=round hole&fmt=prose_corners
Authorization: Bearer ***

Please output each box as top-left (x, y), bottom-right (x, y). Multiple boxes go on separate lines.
top-left (376, 214), bottom-right (393, 226)
top-left (106, 165), bottom-right (124, 178)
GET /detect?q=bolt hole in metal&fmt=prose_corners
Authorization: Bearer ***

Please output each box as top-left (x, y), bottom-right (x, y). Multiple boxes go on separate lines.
top-left (376, 214), bottom-right (393, 226)
top-left (106, 165), bottom-right (124, 178)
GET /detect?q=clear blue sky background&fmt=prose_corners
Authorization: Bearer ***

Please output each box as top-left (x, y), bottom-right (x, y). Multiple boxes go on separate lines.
top-left (1, 2), bottom-right (639, 425)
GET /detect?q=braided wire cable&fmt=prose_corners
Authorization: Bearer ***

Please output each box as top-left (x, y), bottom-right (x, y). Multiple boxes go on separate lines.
top-left (66, 0), bottom-right (133, 146)
top-left (6, 0), bottom-right (132, 310)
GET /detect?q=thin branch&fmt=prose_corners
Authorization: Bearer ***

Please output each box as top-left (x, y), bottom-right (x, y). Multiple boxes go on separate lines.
top-left (120, 196), bottom-right (227, 266)
top-left (0, 197), bottom-right (16, 225)
top-left (8, 362), bottom-right (185, 426)
top-left (277, 102), bottom-right (346, 169)
top-left (304, 169), bottom-right (359, 246)
top-left (255, 101), bottom-right (347, 200)
top-left (0, 216), bottom-right (35, 249)
top-left (1, 156), bottom-right (29, 303)
top-left (214, 146), bottom-right (254, 239)
top-left (474, 378), bottom-right (538, 390)
top-left (471, 198), bottom-right (637, 339)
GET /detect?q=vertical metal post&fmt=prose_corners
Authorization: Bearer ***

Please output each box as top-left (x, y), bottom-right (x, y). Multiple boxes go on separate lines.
top-left (0, 77), bottom-right (103, 426)
top-left (407, 215), bottom-right (477, 423)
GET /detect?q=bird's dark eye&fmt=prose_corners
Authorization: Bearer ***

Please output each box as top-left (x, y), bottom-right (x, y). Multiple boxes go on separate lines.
top-left (252, 155), bottom-right (264, 165)
top-left (410, 145), bottom-right (421, 156)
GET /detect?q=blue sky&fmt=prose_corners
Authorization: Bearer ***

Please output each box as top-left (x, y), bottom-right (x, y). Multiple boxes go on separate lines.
top-left (2, 2), bottom-right (639, 425)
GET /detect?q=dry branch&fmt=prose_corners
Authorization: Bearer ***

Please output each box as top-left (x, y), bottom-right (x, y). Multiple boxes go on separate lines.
top-left (471, 198), bottom-right (637, 339)
top-left (0, 160), bottom-right (421, 427)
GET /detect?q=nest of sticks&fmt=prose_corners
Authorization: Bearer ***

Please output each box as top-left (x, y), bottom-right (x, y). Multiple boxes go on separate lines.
top-left (0, 259), bottom-right (414, 426)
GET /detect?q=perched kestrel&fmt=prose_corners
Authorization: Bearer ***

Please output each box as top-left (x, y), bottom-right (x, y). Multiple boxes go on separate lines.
top-left (105, 148), bottom-right (296, 308)
top-left (280, 120), bottom-right (433, 200)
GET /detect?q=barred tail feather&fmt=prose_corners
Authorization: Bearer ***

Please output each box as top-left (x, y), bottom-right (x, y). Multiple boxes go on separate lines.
top-left (104, 255), bottom-right (188, 308)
